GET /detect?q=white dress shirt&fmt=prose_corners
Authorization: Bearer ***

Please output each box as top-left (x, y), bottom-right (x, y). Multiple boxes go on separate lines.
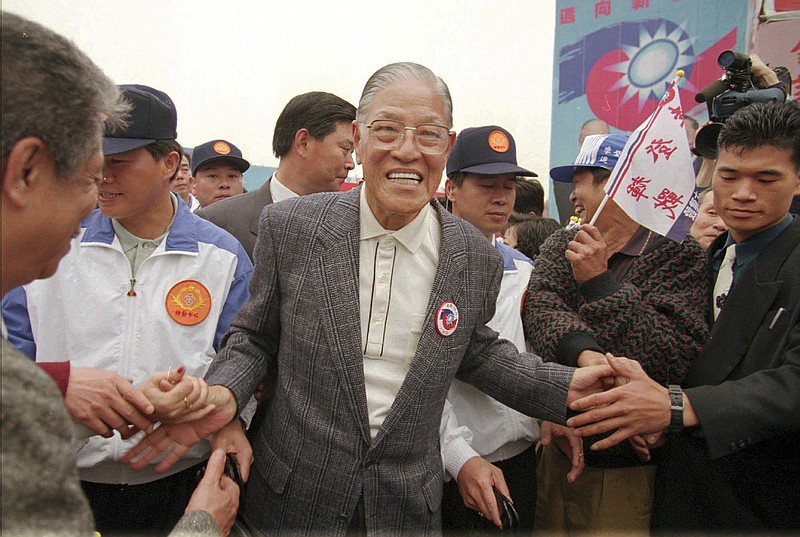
top-left (358, 186), bottom-right (440, 439)
top-left (439, 238), bottom-right (540, 479)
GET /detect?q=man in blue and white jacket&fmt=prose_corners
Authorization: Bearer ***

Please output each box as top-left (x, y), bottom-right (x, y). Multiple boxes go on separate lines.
top-left (440, 125), bottom-right (550, 533)
top-left (2, 85), bottom-right (252, 535)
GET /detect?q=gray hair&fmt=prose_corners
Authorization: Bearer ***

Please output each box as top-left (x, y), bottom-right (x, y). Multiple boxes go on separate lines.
top-left (1, 12), bottom-right (129, 180)
top-left (356, 62), bottom-right (453, 128)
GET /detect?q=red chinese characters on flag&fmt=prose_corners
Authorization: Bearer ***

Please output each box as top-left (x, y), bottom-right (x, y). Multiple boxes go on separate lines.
top-left (626, 176), bottom-right (650, 201)
top-left (669, 105), bottom-right (685, 125)
top-left (632, 0), bottom-right (650, 9)
top-left (653, 188), bottom-right (684, 220)
top-left (603, 76), bottom-right (698, 242)
top-left (645, 138), bottom-right (678, 163)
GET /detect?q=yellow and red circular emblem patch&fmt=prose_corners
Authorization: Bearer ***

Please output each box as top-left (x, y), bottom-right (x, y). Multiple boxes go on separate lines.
top-left (166, 280), bottom-right (212, 326)
top-left (213, 141), bottom-right (231, 155)
top-left (488, 130), bottom-right (510, 153)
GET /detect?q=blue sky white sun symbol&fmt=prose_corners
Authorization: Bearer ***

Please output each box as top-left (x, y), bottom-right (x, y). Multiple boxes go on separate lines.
top-left (607, 20), bottom-right (695, 110)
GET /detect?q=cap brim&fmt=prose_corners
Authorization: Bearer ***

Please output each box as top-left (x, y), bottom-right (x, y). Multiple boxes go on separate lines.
top-left (103, 137), bottom-right (155, 156)
top-left (550, 165), bottom-right (576, 183)
top-left (456, 162), bottom-right (537, 177)
top-left (192, 156), bottom-right (250, 176)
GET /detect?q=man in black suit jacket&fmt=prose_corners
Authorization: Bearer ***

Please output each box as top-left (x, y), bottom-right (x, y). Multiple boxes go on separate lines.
top-left (568, 101), bottom-right (800, 532)
top-left (197, 92), bottom-right (356, 260)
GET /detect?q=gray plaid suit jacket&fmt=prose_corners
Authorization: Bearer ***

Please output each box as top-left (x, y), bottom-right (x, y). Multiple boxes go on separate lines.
top-left (206, 186), bottom-right (574, 535)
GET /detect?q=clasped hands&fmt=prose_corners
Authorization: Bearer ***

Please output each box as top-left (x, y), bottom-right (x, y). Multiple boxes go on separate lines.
top-left (67, 365), bottom-right (213, 439)
top-left (69, 365), bottom-right (251, 478)
top-left (565, 353), bottom-right (674, 459)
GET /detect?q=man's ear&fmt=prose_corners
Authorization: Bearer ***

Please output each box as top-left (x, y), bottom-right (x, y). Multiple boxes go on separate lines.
top-left (445, 178), bottom-right (457, 202)
top-left (2, 137), bottom-right (51, 209)
top-left (352, 120), bottom-right (363, 165)
top-left (162, 150), bottom-right (180, 180)
top-left (294, 129), bottom-right (311, 157)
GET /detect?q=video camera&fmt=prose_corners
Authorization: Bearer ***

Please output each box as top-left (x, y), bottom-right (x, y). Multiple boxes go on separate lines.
top-left (693, 50), bottom-right (791, 159)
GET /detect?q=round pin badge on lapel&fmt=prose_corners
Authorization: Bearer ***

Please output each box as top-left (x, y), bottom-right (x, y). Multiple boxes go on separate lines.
top-left (436, 302), bottom-right (459, 337)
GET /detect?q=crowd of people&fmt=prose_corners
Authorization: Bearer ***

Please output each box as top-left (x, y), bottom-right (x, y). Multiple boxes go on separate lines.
top-left (2, 10), bottom-right (799, 537)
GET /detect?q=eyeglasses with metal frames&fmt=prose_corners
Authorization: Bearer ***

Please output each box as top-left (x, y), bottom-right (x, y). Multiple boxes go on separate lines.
top-left (365, 119), bottom-right (452, 155)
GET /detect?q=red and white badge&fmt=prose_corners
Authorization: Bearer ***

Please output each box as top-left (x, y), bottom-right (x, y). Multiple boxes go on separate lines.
top-left (435, 301), bottom-right (459, 337)
top-left (166, 280), bottom-right (212, 326)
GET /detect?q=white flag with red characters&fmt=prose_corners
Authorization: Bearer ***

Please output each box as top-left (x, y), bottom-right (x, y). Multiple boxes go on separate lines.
top-left (603, 75), bottom-right (699, 242)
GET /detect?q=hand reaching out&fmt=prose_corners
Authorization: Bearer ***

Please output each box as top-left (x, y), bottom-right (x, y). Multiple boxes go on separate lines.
top-left (567, 354), bottom-right (671, 450)
top-left (539, 421), bottom-right (584, 483)
top-left (211, 419), bottom-right (253, 482)
top-left (65, 367), bottom-right (155, 439)
top-left (122, 386), bottom-right (238, 473)
top-left (566, 362), bottom-right (615, 406)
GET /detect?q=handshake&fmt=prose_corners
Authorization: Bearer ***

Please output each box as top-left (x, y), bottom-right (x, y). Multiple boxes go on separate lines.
top-left (564, 353), bottom-right (682, 456)
top-left (66, 365), bottom-right (246, 474)
top-left (67, 365), bottom-right (218, 440)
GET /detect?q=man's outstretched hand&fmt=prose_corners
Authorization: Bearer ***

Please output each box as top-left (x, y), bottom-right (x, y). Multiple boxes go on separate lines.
top-left (65, 367), bottom-right (155, 439)
top-left (566, 363), bottom-right (615, 405)
top-left (122, 386), bottom-right (238, 473)
top-left (567, 354), bottom-right (673, 450)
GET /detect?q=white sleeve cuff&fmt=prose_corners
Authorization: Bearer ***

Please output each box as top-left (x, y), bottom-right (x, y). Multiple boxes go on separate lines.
top-left (442, 435), bottom-right (480, 481)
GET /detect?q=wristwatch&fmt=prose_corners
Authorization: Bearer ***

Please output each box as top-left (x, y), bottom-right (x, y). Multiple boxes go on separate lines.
top-left (668, 385), bottom-right (684, 433)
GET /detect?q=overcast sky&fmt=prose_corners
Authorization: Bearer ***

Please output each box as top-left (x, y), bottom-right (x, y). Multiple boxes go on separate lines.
top-left (7, 0), bottom-right (556, 189)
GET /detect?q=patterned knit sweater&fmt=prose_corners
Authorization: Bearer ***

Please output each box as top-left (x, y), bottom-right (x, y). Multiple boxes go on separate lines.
top-left (523, 227), bottom-right (709, 465)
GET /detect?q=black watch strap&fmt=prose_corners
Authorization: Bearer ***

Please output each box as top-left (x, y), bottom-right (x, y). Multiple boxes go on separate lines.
top-left (668, 384), bottom-right (684, 433)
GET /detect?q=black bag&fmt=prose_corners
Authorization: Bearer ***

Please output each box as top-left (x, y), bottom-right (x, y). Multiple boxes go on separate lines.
top-left (469, 490), bottom-right (520, 534)
top-left (194, 454), bottom-right (260, 537)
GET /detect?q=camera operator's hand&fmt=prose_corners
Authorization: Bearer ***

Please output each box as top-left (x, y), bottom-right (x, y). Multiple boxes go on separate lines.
top-left (749, 53), bottom-right (780, 87)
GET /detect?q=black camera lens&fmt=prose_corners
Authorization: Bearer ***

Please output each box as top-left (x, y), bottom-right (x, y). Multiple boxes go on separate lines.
top-left (718, 50), bottom-right (751, 70)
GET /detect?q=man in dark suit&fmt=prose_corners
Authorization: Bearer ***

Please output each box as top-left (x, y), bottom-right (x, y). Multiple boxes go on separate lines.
top-left (568, 101), bottom-right (800, 532)
top-left (124, 62), bottom-right (615, 535)
top-left (197, 92), bottom-right (356, 260)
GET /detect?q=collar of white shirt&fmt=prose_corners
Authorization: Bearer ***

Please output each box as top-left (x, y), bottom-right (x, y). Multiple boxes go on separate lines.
top-left (269, 172), bottom-right (301, 203)
top-left (358, 185), bottom-right (435, 253)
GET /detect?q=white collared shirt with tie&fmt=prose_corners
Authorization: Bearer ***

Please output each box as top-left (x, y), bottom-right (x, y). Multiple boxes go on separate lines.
top-left (713, 243), bottom-right (736, 319)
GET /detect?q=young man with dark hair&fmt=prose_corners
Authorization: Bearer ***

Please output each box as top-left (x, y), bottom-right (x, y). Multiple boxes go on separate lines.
top-left (197, 91), bottom-right (356, 259)
top-left (513, 177), bottom-right (545, 217)
top-left (3, 84), bottom-right (253, 535)
top-left (440, 125), bottom-right (541, 533)
top-left (569, 101), bottom-right (800, 532)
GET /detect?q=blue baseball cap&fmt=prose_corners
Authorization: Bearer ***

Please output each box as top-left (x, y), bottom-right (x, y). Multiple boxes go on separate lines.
top-left (103, 85), bottom-right (178, 156)
top-left (446, 125), bottom-right (537, 178)
top-left (190, 139), bottom-right (250, 175)
top-left (550, 133), bottom-right (629, 182)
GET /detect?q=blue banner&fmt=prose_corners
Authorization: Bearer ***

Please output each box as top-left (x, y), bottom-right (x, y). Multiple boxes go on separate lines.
top-left (550, 0), bottom-right (749, 222)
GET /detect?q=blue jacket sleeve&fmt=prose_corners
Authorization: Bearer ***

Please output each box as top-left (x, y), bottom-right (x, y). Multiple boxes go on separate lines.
top-left (2, 287), bottom-right (36, 359)
top-left (213, 246), bottom-right (253, 351)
